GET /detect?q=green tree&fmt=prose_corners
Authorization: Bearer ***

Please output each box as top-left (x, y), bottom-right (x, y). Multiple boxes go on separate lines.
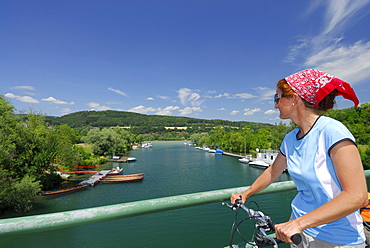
top-left (82, 127), bottom-right (135, 156)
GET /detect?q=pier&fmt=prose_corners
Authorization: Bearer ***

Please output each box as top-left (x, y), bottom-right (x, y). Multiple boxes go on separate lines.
top-left (79, 170), bottom-right (111, 186)
top-left (222, 151), bottom-right (244, 158)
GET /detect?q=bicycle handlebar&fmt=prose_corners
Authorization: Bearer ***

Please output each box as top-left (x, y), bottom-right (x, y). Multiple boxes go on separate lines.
top-left (224, 197), bottom-right (302, 246)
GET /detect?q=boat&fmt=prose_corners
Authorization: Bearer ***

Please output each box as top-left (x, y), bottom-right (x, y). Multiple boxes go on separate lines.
top-left (99, 173), bottom-right (144, 183)
top-left (208, 149), bottom-right (216, 153)
top-left (105, 173), bottom-right (144, 178)
top-left (215, 148), bottom-right (224, 155)
top-left (141, 142), bottom-right (152, 148)
top-left (107, 166), bottom-right (123, 175)
top-left (238, 154), bottom-right (252, 164)
top-left (248, 160), bottom-right (270, 168)
top-left (127, 157), bottom-right (137, 162)
top-left (248, 150), bottom-right (278, 169)
top-left (40, 184), bottom-right (89, 196)
top-left (238, 157), bottom-right (249, 164)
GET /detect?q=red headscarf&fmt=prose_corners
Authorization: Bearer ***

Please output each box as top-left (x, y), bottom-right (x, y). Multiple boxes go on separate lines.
top-left (285, 69), bottom-right (359, 107)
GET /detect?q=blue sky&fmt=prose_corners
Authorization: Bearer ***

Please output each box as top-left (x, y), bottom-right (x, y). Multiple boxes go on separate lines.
top-left (1, 0), bottom-right (370, 124)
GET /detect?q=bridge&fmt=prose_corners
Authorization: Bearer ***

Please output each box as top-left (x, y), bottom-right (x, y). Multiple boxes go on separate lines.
top-left (1, 170), bottom-right (369, 237)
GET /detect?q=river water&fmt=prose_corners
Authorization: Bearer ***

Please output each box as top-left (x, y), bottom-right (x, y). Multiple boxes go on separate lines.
top-left (1, 141), bottom-right (296, 248)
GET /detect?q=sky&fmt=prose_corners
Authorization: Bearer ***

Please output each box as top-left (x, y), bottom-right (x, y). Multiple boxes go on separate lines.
top-left (1, 0), bottom-right (370, 124)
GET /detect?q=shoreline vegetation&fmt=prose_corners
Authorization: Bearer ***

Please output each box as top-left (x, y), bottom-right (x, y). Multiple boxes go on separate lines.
top-left (1, 95), bottom-right (370, 213)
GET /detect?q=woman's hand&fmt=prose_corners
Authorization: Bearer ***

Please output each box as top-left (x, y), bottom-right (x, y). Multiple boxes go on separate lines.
top-left (274, 219), bottom-right (303, 243)
top-left (230, 193), bottom-right (246, 204)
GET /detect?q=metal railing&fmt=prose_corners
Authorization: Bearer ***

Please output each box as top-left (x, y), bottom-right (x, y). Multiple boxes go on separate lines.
top-left (1, 170), bottom-right (370, 237)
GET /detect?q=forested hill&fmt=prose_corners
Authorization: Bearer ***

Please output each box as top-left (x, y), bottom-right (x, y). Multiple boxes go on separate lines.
top-left (45, 110), bottom-right (274, 132)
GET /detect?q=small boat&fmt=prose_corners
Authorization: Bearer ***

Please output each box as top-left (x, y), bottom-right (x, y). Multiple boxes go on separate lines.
top-left (248, 160), bottom-right (270, 169)
top-left (106, 173), bottom-right (144, 178)
top-left (238, 157), bottom-right (250, 164)
top-left (127, 157), bottom-right (137, 162)
top-left (238, 154), bottom-right (252, 164)
top-left (248, 150), bottom-right (278, 169)
top-left (40, 184), bottom-right (89, 196)
top-left (108, 166), bottom-right (123, 175)
top-left (215, 148), bottom-right (224, 155)
top-left (99, 173), bottom-right (144, 183)
top-left (141, 142), bottom-right (152, 148)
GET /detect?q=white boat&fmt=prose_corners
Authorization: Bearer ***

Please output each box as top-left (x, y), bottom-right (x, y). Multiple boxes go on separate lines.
top-left (248, 160), bottom-right (270, 168)
top-left (141, 142), bottom-right (152, 148)
top-left (127, 157), bottom-right (137, 162)
top-left (208, 149), bottom-right (216, 153)
top-left (108, 166), bottom-right (123, 175)
top-left (248, 150), bottom-right (278, 169)
top-left (238, 157), bottom-right (250, 164)
top-left (238, 154), bottom-right (252, 164)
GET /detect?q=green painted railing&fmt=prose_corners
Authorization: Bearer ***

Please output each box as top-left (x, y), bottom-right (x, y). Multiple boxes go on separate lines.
top-left (1, 170), bottom-right (370, 237)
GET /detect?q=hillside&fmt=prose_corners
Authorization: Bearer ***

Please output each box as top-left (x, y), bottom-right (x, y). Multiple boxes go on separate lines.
top-left (45, 110), bottom-right (274, 134)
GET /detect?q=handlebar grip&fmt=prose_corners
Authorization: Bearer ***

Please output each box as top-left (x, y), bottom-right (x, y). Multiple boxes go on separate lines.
top-left (291, 233), bottom-right (302, 245)
top-left (270, 223), bottom-right (302, 245)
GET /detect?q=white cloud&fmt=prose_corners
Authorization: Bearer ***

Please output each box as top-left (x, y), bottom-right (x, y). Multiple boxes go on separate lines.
top-left (214, 92), bottom-right (256, 99)
top-left (178, 88), bottom-right (203, 107)
top-left (156, 106), bottom-right (180, 115)
top-left (230, 110), bottom-right (239, 115)
top-left (233, 93), bottom-right (256, 99)
top-left (87, 102), bottom-right (112, 111)
top-left (127, 105), bottom-right (156, 114)
top-left (4, 93), bottom-right (40, 103)
top-left (11, 86), bottom-right (35, 91)
top-left (285, 0), bottom-right (370, 85)
top-left (108, 87), bottom-right (127, 97)
top-left (178, 107), bottom-right (202, 115)
top-left (157, 95), bottom-right (170, 100)
top-left (215, 92), bottom-right (230, 98)
top-left (61, 108), bottom-right (71, 114)
top-left (264, 109), bottom-right (279, 115)
top-left (243, 108), bottom-right (261, 116)
top-left (321, 0), bottom-right (369, 36)
top-left (305, 41), bottom-right (370, 84)
top-left (146, 97), bottom-right (154, 100)
top-left (41, 96), bottom-right (74, 105)
top-left (217, 108), bottom-right (226, 111)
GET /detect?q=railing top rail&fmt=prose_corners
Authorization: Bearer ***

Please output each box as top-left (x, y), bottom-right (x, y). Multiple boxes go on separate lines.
top-left (1, 170), bottom-right (369, 237)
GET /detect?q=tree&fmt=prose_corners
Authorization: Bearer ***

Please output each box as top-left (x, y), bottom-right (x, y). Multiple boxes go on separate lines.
top-left (81, 127), bottom-right (135, 156)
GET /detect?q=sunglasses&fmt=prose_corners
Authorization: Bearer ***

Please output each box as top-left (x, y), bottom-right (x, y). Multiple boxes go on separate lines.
top-left (274, 93), bottom-right (284, 104)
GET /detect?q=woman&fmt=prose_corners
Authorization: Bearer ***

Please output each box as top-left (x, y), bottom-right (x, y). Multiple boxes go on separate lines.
top-left (231, 69), bottom-right (368, 247)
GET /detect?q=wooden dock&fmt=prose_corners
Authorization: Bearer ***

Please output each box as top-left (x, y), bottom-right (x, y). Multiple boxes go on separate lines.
top-left (222, 152), bottom-right (244, 158)
top-left (79, 170), bottom-right (111, 186)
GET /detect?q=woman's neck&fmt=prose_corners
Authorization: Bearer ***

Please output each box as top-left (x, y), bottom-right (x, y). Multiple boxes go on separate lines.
top-left (293, 111), bottom-right (320, 138)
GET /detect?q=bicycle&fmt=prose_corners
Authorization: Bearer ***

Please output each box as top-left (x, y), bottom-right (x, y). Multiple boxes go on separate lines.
top-left (222, 197), bottom-right (302, 248)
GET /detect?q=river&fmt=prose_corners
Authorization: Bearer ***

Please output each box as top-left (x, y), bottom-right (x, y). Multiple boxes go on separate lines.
top-left (1, 141), bottom-right (296, 247)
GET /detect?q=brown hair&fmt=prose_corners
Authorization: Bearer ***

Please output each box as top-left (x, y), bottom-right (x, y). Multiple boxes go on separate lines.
top-left (277, 79), bottom-right (336, 113)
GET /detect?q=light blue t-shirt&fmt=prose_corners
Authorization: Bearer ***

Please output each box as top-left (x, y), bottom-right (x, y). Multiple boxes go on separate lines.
top-left (280, 116), bottom-right (365, 245)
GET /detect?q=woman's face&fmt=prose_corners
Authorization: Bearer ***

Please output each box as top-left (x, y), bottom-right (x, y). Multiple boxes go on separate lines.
top-left (274, 88), bottom-right (294, 119)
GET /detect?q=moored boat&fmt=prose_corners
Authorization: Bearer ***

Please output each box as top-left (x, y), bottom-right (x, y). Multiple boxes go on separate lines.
top-left (238, 154), bottom-right (252, 164)
top-left (248, 160), bottom-right (270, 168)
top-left (238, 157), bottom-right (250, 164)
top-left (99, 173), bottom-right (144, 183)
top-left (248, 149), bottom-right (278, 169)
top-left (40, 184), bottom-right (89, 196)
top-left (127, 157), bottom-right (137, 162)
top-left (108, 166), bottom-right (123, 175)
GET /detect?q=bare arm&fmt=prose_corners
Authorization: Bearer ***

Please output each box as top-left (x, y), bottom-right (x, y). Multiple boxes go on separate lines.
top-left (275, 140), bottom-right (368, 243)
top-left (230, 152), bottom-right (287, 203)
